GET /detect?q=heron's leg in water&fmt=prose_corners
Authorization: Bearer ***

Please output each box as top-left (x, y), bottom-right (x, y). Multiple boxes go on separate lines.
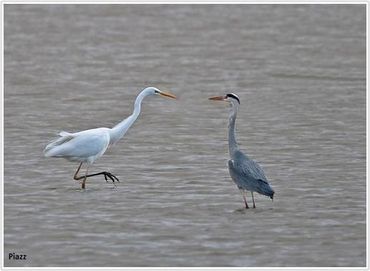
top-left (239, 189), bottom-right (249, 209)
top-left (251, 192), bottom-right (256, 208)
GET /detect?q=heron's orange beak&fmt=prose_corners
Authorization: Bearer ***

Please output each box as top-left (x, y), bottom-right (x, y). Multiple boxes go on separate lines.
top-left (209, 95), bottom-right (226, 101)
top-left (159, 91), bottom-right (176, 99)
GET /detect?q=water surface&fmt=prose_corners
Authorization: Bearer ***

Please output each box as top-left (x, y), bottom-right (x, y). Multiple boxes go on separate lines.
top-left (4, 4), bottom-right (366, 267)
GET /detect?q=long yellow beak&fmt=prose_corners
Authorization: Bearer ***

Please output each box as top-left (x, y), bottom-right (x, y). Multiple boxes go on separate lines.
top-left (209, 95), bottom-right (226, 101)
top-left (159, 91), bottom-right (177, 99)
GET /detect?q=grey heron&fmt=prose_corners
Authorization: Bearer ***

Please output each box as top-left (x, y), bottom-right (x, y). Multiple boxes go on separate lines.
top-left (44, 87), bottom-right (176, 189)
top-left (209, 93), bottom-right (274, 208)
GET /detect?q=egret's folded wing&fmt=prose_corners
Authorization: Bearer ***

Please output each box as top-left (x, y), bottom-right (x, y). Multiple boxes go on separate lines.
top-left (58, 131), bottom-right (73, 137)
top-left (55, 133), bottom-right (107, 157)
top-left (44, 132), bottom-right (75, 154)
top-left (44, 130), bottom-right (110, 160)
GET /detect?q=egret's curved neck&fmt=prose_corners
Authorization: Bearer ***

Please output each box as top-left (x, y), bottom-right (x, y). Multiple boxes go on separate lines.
top-left (228, 102), bottom-right (239, 157)
top-left (109, 90), bottom-right (150, 145)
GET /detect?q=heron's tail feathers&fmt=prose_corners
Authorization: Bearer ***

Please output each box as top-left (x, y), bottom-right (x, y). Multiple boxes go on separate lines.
top-left (255, 179), bottom-right (275, 200)
top-left (44, 131), bottom-right (74, 157)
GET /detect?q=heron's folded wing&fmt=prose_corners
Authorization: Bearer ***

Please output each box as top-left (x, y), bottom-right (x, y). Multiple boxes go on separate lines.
top-left (230, 158), bottom-right (272, 194)
top-left (232, 150), bottom-right (268, 181)
top-left (242, 159), bottom-right (267, 181)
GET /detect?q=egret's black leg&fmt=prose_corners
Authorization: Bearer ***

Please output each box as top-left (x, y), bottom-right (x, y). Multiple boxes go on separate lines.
top-left (74, 164), bottom-right (119, 183)
top-left (73, 163), bottom-right (118, 188)
top-left (73, 163), bottom-right (88, 189)
top-left (73, 162), bottom-right (83, 181)
top-left (81, 175), bottom-right (87, 189)
top-left (251, 192), bottom-right (256, 208)
top-left (84, 171), bottom-right (120, 183)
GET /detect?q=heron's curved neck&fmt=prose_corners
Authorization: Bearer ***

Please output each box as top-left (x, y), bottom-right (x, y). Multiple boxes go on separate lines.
top-left (228, 103), bottom-right (239, 156)
top-left (109, 90), bottom-right (149, 145)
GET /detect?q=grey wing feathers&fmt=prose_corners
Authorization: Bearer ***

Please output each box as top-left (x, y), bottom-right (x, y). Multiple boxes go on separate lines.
top-left (228, 150), bottom-right (274, 198)
top-left (242, 159), bottom-right (268, 182)
top-left (233, 150), bottom-right (267, 180)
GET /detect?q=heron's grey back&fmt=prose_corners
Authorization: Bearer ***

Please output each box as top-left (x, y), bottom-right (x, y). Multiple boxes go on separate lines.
top-left (228, 150), bottom-right (274, 197)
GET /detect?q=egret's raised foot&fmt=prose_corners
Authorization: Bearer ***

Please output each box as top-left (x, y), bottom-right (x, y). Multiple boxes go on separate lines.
top-left (102, 172), bottom-right (120, 183)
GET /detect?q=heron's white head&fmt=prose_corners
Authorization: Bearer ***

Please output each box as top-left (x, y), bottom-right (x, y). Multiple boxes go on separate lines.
top-left (143, 87), bottom-right (177, 99)
top-left (209, 93), bottom-right (240, 105)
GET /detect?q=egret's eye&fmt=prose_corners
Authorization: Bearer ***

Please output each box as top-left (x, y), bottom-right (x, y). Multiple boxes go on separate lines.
top-left (154, 90), bottom-right (159, 94)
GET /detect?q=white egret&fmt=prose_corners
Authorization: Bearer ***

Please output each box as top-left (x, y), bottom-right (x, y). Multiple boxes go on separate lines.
top-left (44, 87), bottom-right (176, 189)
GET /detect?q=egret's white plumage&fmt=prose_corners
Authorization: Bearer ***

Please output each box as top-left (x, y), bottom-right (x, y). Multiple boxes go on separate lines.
top-left (44, 128), bottom-right (111, 164)
top-left (44, 87), bottom-right (176, 188)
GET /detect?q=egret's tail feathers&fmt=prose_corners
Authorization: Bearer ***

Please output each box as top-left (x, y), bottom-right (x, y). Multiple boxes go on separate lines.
top-left (59, 131), bottom-right (72, 137)
top-left (255, 179), bottom-right (275, 199)
top-left (44, 132), bottom-right (74, 157)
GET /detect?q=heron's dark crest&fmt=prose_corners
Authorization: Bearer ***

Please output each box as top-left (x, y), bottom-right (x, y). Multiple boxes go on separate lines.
top-left (226, 93), bottom-right (240, 104)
